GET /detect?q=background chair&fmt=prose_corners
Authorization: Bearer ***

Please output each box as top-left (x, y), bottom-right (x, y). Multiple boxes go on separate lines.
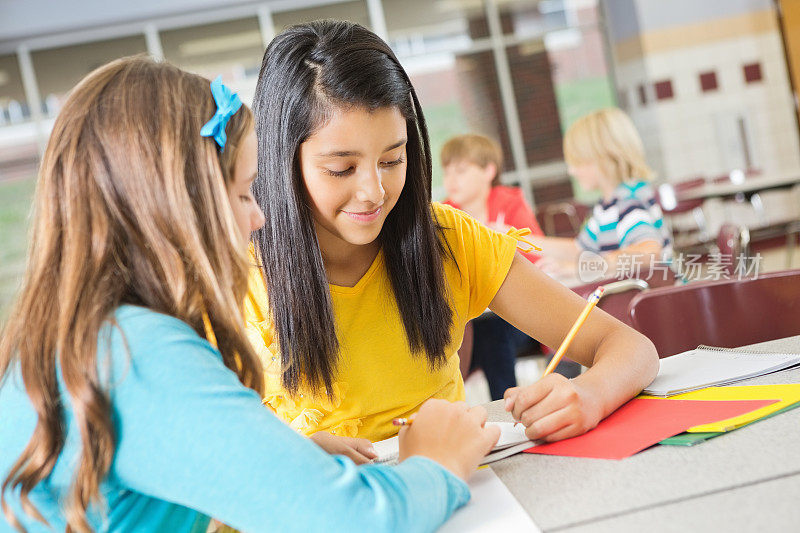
top-left (747, 186), bottom-right (800, 265)
top-left (786, 220), bottom-right (800, 268)
top-left (716, 222), bottom-right (750, 275)
top-left (571, 267), bottom-right (678, 326)
top-left (628, 269), bottom-right (800, 357)
top-left (658, 177), bottom-right (709, 253)
top-left (538, 269), bottom-right (679, 377)
top-left (536, 200), bottom-right (590, 238)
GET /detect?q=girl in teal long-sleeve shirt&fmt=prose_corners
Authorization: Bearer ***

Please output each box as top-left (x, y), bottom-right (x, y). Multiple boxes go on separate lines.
top-left (0, 56), bottom-right (498, 533)
top-left (1, 306), bottom-right (471, 532)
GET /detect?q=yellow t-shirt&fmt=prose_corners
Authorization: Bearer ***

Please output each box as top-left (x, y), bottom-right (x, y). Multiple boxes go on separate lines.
top-left (244, 202), bottom-right (518, 441)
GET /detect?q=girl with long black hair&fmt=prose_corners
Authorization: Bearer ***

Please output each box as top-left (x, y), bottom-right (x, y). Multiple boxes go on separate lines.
top-left (247, 20), bottom-right (659, 462)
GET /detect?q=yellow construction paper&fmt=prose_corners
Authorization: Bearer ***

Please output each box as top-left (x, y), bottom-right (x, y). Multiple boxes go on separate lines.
top-left (639, 384), bottom-right (800, 433)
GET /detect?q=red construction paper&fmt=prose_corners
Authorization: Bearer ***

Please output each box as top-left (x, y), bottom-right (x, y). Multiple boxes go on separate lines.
top-left (524, 398), bottom-right (776, 460)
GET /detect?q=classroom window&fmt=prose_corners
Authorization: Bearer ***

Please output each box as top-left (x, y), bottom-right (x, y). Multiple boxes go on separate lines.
top-left (32, 35), bottom-right (147, 117)
top-left (383, 0), bottom-right (614, 200)
top-left (473, 0), bottom-right (617, 206)
top-left (533, 0), bottom-right (617, 204)
top-left (382, 0), bottom-right (480, 198)
top-left (0, 54), bottom-right (27, 124)
top-left (160, 17), bottom-right (263, 105)
top-left (699, 71), bottom-right (718, 92)
top-left (273, 1), bottom-right (370, 32)
top-left (498, 0), bottom-right (617, 141)
top-left (536, 4), bottom-right (616, 135)
top-left (503, 0), bottom-right (570, 40)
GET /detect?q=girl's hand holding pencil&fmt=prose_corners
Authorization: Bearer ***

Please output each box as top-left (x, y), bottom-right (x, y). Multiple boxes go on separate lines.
top-left (503, 375), bottom-right (603, 442)
top-left (397, 399), bottom-right (500, 481)
top-left (503, 287), bottom-right (605, 442)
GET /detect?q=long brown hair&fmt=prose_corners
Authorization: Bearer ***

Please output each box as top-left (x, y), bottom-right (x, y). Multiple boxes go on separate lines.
top-left (0, 56), bottom-right (263, 532)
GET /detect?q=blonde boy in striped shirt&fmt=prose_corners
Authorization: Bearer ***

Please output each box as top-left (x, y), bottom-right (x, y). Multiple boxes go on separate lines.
top-left (527, 107), bottom-right (672, 277)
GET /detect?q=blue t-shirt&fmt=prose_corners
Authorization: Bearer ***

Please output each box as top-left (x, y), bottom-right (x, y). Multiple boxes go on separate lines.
top-left (0, 306), bottom-right (469, 532)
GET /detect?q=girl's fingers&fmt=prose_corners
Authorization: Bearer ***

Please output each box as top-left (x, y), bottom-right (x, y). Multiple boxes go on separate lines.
top-left (541, 423), bottom-right (583, 443)
top-left (353, 439), bottom-right (377, 459)
top-left (330, 436), bottom-right (377, 463)
top-left (343, 447), bottom-right (373, 465)
top-left (468, 405), bottom-right (489, 427)
top-left (512, 378), bottom-right (558, 422)
top-left (482, 423), bottom-right (501, 450)
top-left (503, 387), bottom-right (520, 411)
top-left (517, 386), bottom-right (572, 427)
top-left (524, 406), bottom-right (573, 441)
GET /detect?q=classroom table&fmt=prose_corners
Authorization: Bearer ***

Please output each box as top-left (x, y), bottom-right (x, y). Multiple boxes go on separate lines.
top-left (487, 335), bottom-right (800, 532)
top-left (676, 174), bottom-right (800, 202)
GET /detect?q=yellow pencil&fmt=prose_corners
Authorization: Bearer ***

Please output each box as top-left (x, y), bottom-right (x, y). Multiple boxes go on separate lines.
top-left (543, 287), bottom-right (605, 376)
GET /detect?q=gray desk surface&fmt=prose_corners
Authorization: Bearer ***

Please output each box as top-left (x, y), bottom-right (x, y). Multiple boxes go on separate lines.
top-left (488, 335), bottom-right (800, 532)
top-left (677, 174), bottom-right (800, 201)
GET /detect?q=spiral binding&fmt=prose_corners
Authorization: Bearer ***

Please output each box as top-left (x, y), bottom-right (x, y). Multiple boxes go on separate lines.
top-left (696, 345), bottom-right (793, 357)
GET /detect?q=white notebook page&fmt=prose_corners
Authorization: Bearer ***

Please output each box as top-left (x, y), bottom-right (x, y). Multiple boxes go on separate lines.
top-left (644, 347), bottom-right (800, 396)
top-left (373, 421), bottom-right (533, 465)
top-left (439, 467), bottom-right (541, 533)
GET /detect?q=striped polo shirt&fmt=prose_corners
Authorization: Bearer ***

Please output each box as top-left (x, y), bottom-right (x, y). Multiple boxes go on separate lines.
top-left (577, 180), bottom-right (672, 259)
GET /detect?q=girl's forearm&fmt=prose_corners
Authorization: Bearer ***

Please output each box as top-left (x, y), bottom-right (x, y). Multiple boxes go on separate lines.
top-left (572, 326), bottom-right (659, 419)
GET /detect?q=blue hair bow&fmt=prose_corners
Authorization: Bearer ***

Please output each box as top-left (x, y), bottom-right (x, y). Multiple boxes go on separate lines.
top-left (200, 75), bottom-right (243, 152)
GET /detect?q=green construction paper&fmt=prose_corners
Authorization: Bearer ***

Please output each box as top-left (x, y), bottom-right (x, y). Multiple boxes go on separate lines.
top-left (659, 431), bottom-right (721, 446)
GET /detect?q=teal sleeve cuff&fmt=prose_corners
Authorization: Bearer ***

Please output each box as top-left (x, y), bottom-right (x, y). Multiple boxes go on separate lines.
top-left (392, 455), bottom-right (471, 529)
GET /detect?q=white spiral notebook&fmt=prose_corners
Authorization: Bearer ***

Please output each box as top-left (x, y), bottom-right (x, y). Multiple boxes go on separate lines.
top-left (372, 421), bottom-right (536, 466)
top-left (643, 345), bottom-right (800, 397)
